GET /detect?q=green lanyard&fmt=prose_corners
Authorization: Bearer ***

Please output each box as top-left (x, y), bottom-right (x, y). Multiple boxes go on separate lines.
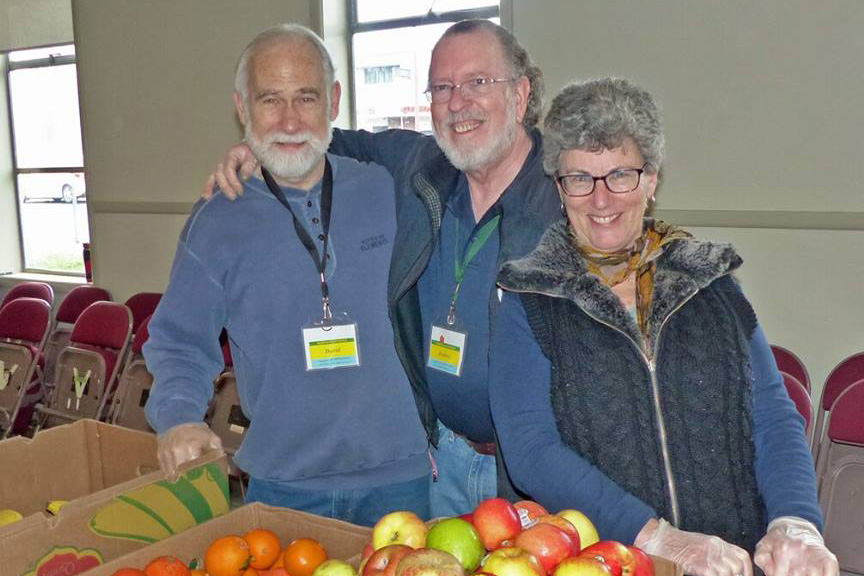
top-left (448, 214), bottom-right (501, 325)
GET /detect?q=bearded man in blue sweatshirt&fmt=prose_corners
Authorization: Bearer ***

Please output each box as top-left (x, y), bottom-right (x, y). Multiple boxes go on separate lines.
top-left (143, 24), bottom-right (430, 526)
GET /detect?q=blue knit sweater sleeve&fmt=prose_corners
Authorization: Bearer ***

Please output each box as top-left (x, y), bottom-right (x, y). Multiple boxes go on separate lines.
top-left (489, 291), bottom-right (656, 543)
top-left (489, 291), bottom-right (824, 543)
top-left (749, 325), bottom-right (824, 531)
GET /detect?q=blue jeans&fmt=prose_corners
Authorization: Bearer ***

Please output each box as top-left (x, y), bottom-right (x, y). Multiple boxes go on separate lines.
top-left (429, 422), bottom-right (497, 518)
top-left (245, 474), bottom-right (430, 527)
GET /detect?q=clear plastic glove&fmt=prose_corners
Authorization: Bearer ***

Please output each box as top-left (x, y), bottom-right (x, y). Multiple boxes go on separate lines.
top-left (635, 518), bottom-right (753, 576)
top-left (754, 517), bottom-right (838, 576)
top-left (201, 142), bottom-right (258, 200)
top-left (156, 422), bottom-right (223, 482)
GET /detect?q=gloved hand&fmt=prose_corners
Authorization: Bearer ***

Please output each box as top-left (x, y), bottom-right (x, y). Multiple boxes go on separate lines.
top-left (156, 422), bottom-right (223, 481)
top-left (635, 518), bottom-right (753, 576)
top-left (754, 517), bottom-right (838, 576)
top-left (202, 142), bottom-right (257, 200)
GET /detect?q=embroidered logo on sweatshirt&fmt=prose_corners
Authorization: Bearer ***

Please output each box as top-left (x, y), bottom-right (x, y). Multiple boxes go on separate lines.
top-left (360, 234), bottom-right (389, 251)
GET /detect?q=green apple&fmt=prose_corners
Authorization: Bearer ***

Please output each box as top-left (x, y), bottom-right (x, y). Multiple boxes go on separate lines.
top-left (426, 518), bottom-right (485, 572)
top-left (0, 509), bottom-right (23, 527)
top-left (313, 560), bottom-right (357, 576)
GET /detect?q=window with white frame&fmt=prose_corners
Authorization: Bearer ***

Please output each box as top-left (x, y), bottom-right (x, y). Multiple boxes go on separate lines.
top-left (350, 0), bottom-right (499, 134)
top-left (7, 44), bottom-right (89, 274)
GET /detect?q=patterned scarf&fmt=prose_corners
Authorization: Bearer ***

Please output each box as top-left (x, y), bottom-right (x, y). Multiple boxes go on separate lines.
top-left (571, 219), bottom-right (692, 348)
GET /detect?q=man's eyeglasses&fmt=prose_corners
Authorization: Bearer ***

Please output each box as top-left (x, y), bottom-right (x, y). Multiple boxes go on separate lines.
top-left (556, 165), bottom-right (647, 197)
top-left (424, 77), bottom-right (514, 104)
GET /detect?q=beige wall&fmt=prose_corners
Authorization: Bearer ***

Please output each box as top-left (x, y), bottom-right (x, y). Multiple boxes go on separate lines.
top-left (71, 0), bottom-right (321, 301)
top-left (512, 0), bottom-right (864, 398)
top-left (0, 0), bottom-right (73, 52)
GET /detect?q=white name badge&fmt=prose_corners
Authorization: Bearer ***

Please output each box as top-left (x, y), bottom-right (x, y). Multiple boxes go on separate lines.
top-left (302, 322), bottom-right (360, 370)
top-left (427, 324), bottom-right (467, 376)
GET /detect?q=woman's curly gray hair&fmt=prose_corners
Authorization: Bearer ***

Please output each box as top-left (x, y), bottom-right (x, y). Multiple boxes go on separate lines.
top-left (542, 77), bottom-right (664, 176)
top-left (438, 20), bottom-right (544, 130)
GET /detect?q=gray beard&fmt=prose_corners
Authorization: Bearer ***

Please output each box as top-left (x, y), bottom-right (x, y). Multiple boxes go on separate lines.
top-left (433, 101), bottom-right (519, 171)
top-left (246, 125), bottom-right (332, 184)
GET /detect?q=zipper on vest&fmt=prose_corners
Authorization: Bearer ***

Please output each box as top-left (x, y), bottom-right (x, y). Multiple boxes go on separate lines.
top-left (645, 357), bottom-right (680, 527)
top-left (645, 283), bottom-right (708, 528)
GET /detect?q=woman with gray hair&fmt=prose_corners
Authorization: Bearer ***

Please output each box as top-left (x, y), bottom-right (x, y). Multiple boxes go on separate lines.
top-left (489, 78), bottom-right (836, 576)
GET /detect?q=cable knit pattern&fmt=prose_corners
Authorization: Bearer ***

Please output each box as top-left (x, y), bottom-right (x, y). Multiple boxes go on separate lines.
top-left (499, 219), bottom-right (766, 553)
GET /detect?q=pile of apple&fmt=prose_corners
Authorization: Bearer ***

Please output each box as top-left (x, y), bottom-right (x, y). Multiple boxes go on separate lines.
top-left (362, 498), bottom-right (652, 576)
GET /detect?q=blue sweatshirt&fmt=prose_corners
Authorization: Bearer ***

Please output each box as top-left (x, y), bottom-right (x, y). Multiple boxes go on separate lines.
top-left (144, 154), bottom-right (429, 489)
top-left (489, 291), bottom-right (823, 543)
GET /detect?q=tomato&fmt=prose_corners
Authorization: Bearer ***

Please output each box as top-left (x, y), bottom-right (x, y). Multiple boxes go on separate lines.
top-left (244, 528), bottom-right (282, 570)
top-left (205, 535), bottom-right (252, 576)
top-left (282, 538), bottom-right (328, 576)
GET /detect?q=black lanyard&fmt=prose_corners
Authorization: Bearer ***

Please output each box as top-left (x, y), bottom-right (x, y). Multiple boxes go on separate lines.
top-left (261, 159), bottom-right (334, 321)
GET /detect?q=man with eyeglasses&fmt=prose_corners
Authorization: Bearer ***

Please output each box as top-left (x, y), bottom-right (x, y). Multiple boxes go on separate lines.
top-left (207, 19), bottom-right (560, 517)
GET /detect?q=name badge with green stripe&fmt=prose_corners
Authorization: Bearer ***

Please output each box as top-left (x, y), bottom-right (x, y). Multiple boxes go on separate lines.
top-left (302, 318), bottom-right (360, 370)
top-left (428, 324), bottom-right (466, 376)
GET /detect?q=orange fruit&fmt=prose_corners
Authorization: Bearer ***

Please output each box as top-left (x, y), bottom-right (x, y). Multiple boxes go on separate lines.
top-left (241, 569), bottom-right (259, 576)
top-left (282, 538), bottom-right (327, 576)
top-left (205, 535), bottom-right (252, 576)
top-left (190, 570), bottom-right (209, 576)
top-left (112, 569), bottom-right (148, 576)
top-left (244, 528), bottom-right (282, 570)
top-left (145, 557), bottom-right (190, 576)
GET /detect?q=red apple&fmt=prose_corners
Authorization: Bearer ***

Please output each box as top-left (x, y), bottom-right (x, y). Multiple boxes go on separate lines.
top-left (473, 498), bottom-right (523, 550)
top-left (535, 516), bottom-right (581, 550)
top-left (552, 557), bottom-right (613, 576)
top-left (425, 518), bottom-right (485, 572)
top-left (556, 511), bottom-right (599, 550)
top-left (362, 543), bottom-right (375, 562)
top-left (363, 545), bottom-right (413, 576)
top-left (372, 511), bottom-right (428, 550)
top-left (481, 547), bottom-right (545, 576)
top-left (459, 512), bottom-right (474, 524)
top-left (514, 524), bottom-right (579, 574)
top-left (394, 548), bottom-right (464, 576)
top-left (625, 547), bottom-right (653, 576)
top-left (514, 501), bottom-right (549, 529)
top-left (579, 542), bottom-right (635, 576)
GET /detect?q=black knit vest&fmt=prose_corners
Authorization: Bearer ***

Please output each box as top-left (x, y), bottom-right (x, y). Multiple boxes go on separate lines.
top-left (521, 275), bottom-right (766, 553)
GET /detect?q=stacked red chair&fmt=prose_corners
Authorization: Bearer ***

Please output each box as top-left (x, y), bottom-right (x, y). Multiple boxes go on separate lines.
top-left (780, 371), bottom-right (813, 444)
top-left (34, 301), bottom-right (132, 429)
top-left (109, 314), bottom-right (155, 432)
top-left (0, 281), bottom-right (54, 309)
top-left (123, 292), bottom-right (162, 335)
top-left (816, 379), bottom-right (864, 573)
top-left (0, 297), bottom-right (52, 438)
top-left (812, 351), bottom-right (864, 459)
top-left (771, 344), bottom-right (811, 394)
top-left (42, 285), bottom-right (112, 393)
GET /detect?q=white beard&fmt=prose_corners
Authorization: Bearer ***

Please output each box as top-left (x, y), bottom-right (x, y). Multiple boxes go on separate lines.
top-left (433, 97), bottom-right (519, 171)
top-left (246, 124), bottom-right (333, 184)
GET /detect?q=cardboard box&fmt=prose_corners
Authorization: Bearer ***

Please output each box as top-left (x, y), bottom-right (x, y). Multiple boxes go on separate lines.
top-left (0, 420), bottom-right (231, 576)
top-left (83, 504), bottom-right (371, 576)
top-left (84, 504), bottom-right (682, 576)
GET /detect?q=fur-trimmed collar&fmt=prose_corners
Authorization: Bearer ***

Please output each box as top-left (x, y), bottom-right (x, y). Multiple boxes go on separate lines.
top-left (497, 218), bottom-right (743, 349)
